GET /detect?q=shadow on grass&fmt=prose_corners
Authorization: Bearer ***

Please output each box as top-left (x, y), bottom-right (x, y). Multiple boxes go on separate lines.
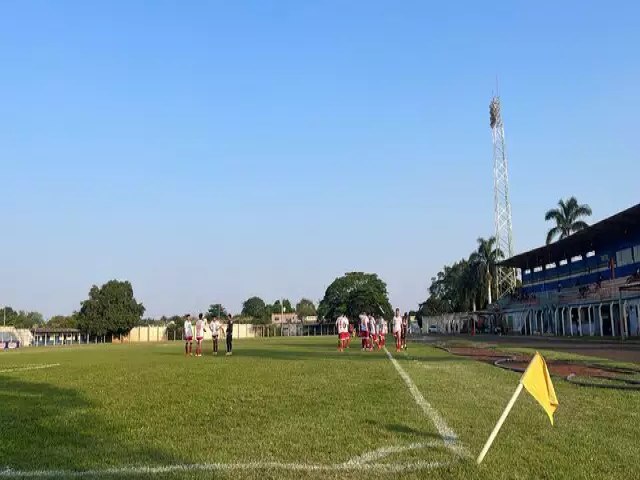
top-left (0, 375), bottom-right (179, 473)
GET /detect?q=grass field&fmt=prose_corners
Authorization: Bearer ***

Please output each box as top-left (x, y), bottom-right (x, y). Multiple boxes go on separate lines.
top-left (1, 337), bottom-right (639, 479)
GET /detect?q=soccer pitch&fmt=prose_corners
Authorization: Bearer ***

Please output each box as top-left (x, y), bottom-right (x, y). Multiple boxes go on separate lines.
top-left (1, 338), bottom-right (639, 479)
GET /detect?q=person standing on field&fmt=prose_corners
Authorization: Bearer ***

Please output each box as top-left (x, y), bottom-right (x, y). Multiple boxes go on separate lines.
top-left (195, 313), bottom-right (206, 357)
top-left (209, 316), bottom-right (223, 355)
top-left (336, 315), bottom-right (349, 352)
top-left (183, 314), bottom-right (194, 356)
top-left (225, 314), bottom-right (234, 356)
top-left (401, 313), bottom-right (409, 350)
top-left (359, 313), bottom-right (370, 351)
top-left (378, 316), bottom-right (387, 348)
top-left (392, 309), bottom-right (403, 352)
top-left (368, 313), bottom-right (378, 351)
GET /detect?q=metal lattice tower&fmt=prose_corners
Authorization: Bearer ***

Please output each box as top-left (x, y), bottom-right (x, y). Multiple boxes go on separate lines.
top-left (490, 96), bottom-right (516, 298)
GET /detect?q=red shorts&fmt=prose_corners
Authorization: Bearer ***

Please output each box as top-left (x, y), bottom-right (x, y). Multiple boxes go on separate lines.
top-left (339, 332), bottom-right (350, 340)
top-left (185, 336), bottom-right (193, 342)
top-left (360, 331), bottom-right (369, 339)
top-left (371, 334), bottom-right (378, 342)
top-left (196, 337), bottom-right (203, 342)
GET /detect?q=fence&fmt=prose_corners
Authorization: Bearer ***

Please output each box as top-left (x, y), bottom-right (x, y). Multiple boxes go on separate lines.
top-left (3, 324), bottom-right (341, 349)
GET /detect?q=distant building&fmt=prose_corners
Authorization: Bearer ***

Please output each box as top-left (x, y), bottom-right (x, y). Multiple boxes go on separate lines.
top-left (271, 312), bottom-right (299, 324)
top-left (302, 316), bottom-right (318, 324)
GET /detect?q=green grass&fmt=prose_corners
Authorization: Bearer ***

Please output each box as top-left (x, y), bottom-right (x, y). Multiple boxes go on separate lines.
top-left (1, 337), bottom-right (639, 479)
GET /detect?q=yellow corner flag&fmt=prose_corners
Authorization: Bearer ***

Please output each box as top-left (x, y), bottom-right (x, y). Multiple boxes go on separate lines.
top-left (521, 352), bottom-right (559, 425)
top-left (477, 351), bottom-right (560, 464)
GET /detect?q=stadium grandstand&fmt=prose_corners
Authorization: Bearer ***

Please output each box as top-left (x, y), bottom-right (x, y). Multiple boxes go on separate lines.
top-left (497, 202), bottom-right (640, 337)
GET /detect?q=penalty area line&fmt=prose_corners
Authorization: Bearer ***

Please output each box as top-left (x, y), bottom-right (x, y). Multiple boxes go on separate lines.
top-left (384, 347), bottom-right (469, 458)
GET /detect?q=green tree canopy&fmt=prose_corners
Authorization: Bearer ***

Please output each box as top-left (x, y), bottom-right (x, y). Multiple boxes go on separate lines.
top-left (418, 236), bottom-right (503, 317)
top-left (1, 307), bottom-right (45, 329)
top-left (76, 280), bottom-right (145, 336)
top-left (545, 196), bottom-right (592, 244)
top-left (295, 298), bottom-right (317, 318)
top-left (318, 272), bottom-right (393, 321)
top-left (271, 299), bottom-right (293, 314)
top-left (241, 296), bottom-right (267, 319)
top-left (48, 314), bottom-right (78, 329)
top-left (207, 304), bottom-right (228, 319)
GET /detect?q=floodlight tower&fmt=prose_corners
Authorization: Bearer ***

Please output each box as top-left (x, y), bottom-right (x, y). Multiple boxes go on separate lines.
top-left (490, 95), bottom-right (516, 298)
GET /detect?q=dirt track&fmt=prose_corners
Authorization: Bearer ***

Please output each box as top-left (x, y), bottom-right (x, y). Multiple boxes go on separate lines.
top-left (443, 334), bottom-right (640, 364)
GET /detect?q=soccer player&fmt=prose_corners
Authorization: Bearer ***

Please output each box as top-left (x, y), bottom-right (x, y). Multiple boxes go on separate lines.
top-left (183, 314), bottom-right (194, 356)
top-left (225, 314), bottom-right (234, 356)
top-left (392, 309), bottom-right (403, 352)
top-left (368, 313), bottom-right (378, 351)
top-left (359, 313), bottom-right (369, 351)
top-left (402, 312), bottom-right (409, 350)
top-left (378, 316), bottom-right (387, 347)
top-left (194, 313), bottom-right (206, 357)
top-left (336, 315), bottom-right (349, 351)
top-left (347, 321), bottom-right (353, 348)
top-left (209, 316), bottom-right (223, 355)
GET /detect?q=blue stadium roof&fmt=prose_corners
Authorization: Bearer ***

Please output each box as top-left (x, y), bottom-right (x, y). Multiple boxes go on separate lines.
top-left (500, 202), bottom-right (640, 269)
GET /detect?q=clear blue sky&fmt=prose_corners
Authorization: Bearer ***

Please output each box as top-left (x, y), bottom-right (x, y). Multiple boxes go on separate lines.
top-left (1, 1), bottom-right (638, 319)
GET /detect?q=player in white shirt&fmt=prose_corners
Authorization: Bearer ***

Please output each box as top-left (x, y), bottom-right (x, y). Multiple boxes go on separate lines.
top-left (335, 315), bottom-right (349, 352)
top-left (378, 317), bottom-right (388, 347)
top-left (359, 313), bottom-right (370, 351)
top-left (392, 308), bottom-right (403, 352)
top-left (183, 314), bottom-right (194, 356)
top-left (368, 314), bottom-right (378, 351)
top-left (194, 313), bottom-right (206, 357)
top-left (209, 316), bottom-right (224, 355)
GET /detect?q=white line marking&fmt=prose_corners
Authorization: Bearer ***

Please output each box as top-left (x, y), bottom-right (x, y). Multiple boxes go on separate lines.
top-left (343, 441), bottom-right (442, 465)
top-left (384, 347), bottom-right (469, 457)
top-left (0, 364), bottom-right (60, 374)
top-left (0, 459), bottom-right (455, 478)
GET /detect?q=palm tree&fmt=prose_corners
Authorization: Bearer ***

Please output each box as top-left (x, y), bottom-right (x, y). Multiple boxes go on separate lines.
top-left (545, 197), bottom-right (592, 244)
top-left (470, 237), bottom-right (503, 306)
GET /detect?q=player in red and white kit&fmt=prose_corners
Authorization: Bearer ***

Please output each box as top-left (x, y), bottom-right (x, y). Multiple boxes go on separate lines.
top-left (359, 313), bottom-right (370, 351)
top-left (368, 314), bottom-right (378, 351)
top-left (335, 315), bottom-right (349, 352)
top-left (194, 313), bottom-right (206, 357)
top-left (392, 308), bottom-right (403, 352)
top-left (378, 316), bottom-right (388, 347)
top-left (183, 314), bottom-right (194, 356)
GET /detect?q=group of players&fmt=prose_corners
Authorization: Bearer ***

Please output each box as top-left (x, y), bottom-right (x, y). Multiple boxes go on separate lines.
top-left (335, 308), bottom-right (409, 353)
top-left (182, 313), bottom-right (235, 357)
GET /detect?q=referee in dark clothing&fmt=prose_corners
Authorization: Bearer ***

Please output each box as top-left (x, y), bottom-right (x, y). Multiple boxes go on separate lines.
top-left (225, 314), bottom-right (234, 356)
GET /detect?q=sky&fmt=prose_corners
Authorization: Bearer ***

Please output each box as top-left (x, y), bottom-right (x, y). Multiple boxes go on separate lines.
top-left (1, 1), bottom-right (639, 319)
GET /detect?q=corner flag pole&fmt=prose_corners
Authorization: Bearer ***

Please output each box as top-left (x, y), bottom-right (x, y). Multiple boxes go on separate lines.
top-left (476, 382), bottom-right (524, 465)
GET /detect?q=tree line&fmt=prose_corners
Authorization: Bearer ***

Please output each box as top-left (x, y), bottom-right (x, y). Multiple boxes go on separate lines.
top-left (2, 271), bottom-right (397, 337)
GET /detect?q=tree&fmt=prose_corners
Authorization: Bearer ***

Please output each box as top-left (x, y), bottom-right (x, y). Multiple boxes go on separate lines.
top-left (295, 298), bottom-right (316, 319)
top-left (241, 296), bottom-right (267, 319)
top-left (207, 304), bottom-right (228, 319)
top-left (0, 307), bottom-right (45, 329)
top-left (318, 272), bottom-right (393, 321)
top-left (470, 237), bottom-right (503, 305)
top-left (545, 197), bottom-right (592, 244)
top-left (270, 299), bottom-right (293, 314)
top-left (76, 280), bottom-right (145, 336)
top-left (48, 314), bottom-right (78, 329)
